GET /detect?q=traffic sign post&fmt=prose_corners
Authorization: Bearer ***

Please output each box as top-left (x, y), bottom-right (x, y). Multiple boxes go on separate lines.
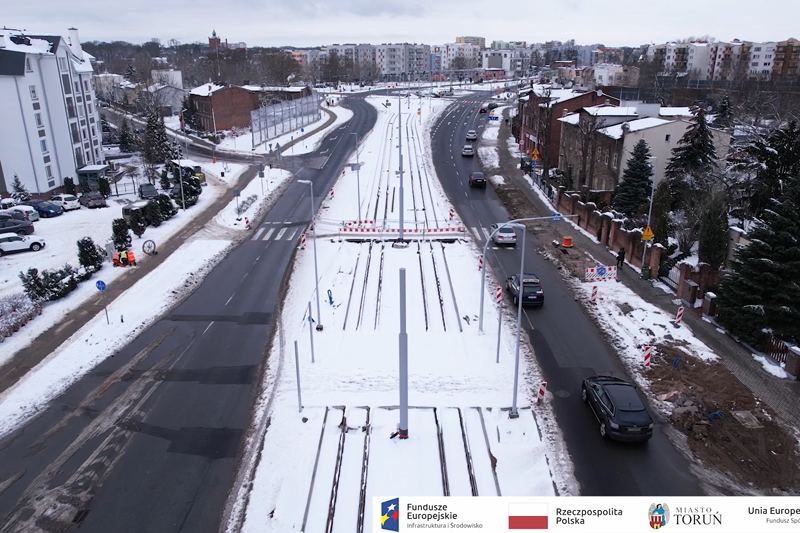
top-left (552, 213), bottom-right (561, 222)
top-left (96, 280), bottom-right (110, 325)
top-left (642, 226), bottom-right (654, 241)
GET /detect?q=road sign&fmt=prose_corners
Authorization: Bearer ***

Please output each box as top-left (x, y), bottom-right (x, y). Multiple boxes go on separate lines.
top-left (531, 153), bottom-right (539, 161)
top-left (642, 226), bottom-right (654, 241)
top-left (531, 160), bottom-right (538, 166)
top-left (552, 213), bottom-right (561, 222)
top-left (96, 280), bottom-right (106, 291)
top-left (301, 128), bottom-right (304, 133)
top-left (234, 189), bottom-right (241, 197)
top-left (531, 147), bottom-right (540, 157)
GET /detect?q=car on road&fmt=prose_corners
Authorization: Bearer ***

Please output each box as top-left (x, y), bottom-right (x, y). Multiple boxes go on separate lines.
top-left (582, 376), bottom-right (654, 442)
top-left (506, 273), bottom-right (544, 306)
top-left (469, 172), bottom-right (487, 188)
top-left (466, 130), bottom-right (478, 140)
top-left (21, 200), bottom-right (63, 218)
top-left (50, 194), bottom-right (81, 211)
top-left (490, 223), bottom-right (517, 245)
top-left (6, 205), bottom-right (39, 221)
top-left (79, 192), bottom-right (108, 208)
top-left (138, 183), bottom-right (159, 200)
top-left (0, 234), bottom-right (45, 256)
top-left (479, 105), bottom-right (488, 114)
top-left (487, 102), bottom-right (500, 111)
top-left (0, 218), bottom-right (35, 236)
top-left (461, 145), bottom-right (474, 157)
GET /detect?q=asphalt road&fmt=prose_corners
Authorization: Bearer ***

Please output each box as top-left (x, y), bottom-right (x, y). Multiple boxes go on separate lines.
top-left (0, 97), bottom-right (377, 532)
top-left (430, 93), bottom-right (703, 496)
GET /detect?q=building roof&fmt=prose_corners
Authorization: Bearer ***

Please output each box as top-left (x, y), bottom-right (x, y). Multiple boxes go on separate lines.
top-left (78, 164), bottom-right (109, 172)
top-left (0, 34), bottom-right (55, 54)
top-left (190, 83), bottom-right (226, 96)
top-left (240, 85), bottom-right (307, 93)
top-left (599, 117), bottom-right (673, 140)
top-left (583, 105), bottom-right (638, 117)
top-left (659, 107), bottom-right (693, 117)
top-left (557, 113), bottom-right (581, 125)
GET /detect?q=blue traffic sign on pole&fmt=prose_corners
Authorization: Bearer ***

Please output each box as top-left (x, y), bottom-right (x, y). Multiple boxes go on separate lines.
top-left (552, 213), bottom-right (561, 222)
top-left (301, 128), bottom-right (304, 133)
top-left (96, 280), bottom-right (106, 291)
top-left (96, 280), bottom-right (110, 324)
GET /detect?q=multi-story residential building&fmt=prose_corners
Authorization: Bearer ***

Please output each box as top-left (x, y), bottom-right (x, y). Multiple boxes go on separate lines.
top-left (429, 45), bottom-right (444, 78)
top-left (773, 38), bottom-right (800, 80)
top-left (647, 42), bottom-right (713, 78)
top-left (375, 44), bottom-right (408, 80)
top-left (0, 27), bottom-right (104, 196)
top-left (455, 36), bottom-right (485, 50)
top-left (490, 41), bottom-right (527, 50)
top-left (517, 88), bottom-right (619, 173)
top-left (742, 41), bottom-right (772, 80)
top-left (576, 44), bottom-right (604, 67)
top-left (442, 43), bottom-right (481, 71)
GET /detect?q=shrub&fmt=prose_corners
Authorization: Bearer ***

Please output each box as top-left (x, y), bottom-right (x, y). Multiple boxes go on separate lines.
top-left (99, 177), bottom-right (111, 197)
top-left (0, 293), bottom-right (42, 341)
top-left (19, 268), bottom-right (48, 301)
top-left (112, 218), bottom-right (131, 251)
top-left (156, 194), bottom-right (177, 219)
top-left (19, 264), bottom-right (80, 302)
top-left (63, 177), bottom-right (76, 195)
top-left (236, 194), bottom-right (258, 216)
top-left (77, 236), bottom-right (106, 273)
top-left (143, 200), bottom-right (163, 227)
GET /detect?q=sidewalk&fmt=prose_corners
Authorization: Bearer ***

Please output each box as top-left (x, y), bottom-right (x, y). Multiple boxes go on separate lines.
top-left (495, 107), bottom-right (800, 430)
top-left (0, 108), bottom-right (338, 395)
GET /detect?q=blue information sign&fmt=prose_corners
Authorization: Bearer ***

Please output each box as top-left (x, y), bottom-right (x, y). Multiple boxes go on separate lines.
top-left (96, 280), bottom-right (106, 291)
top-left (552, 213), bottom-right (561, 222)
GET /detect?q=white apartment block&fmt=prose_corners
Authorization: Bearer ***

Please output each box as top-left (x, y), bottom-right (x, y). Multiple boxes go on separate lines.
top-left (375, 44), bottom-right (408, 78)
top-left (442, 43), bottom-right (481, 70)
top-left (744, 41), bottom-right (777, 79)
top-left (0, 28), bottom-right (103, 196)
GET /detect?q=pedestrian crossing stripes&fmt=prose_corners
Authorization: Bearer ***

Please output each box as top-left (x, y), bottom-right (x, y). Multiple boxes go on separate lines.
top-left (251, 228), bottom-right (265, 241)
top-left (250, 226), bottom-right (304, 242)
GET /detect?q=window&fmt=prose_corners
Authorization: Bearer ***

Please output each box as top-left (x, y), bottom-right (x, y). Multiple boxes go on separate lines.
top-left (91, 126), bottom-right (96, 137)
top-left (74, 81), bottom-right (80, 94)
top-left (62, 74), bottom-right (71, 94)
top-left (34, 113), bottom-right (42, 127)
top-left (84, 80), bottom-right (89, 92)
top-left (38, 129), bottom-right (46, 138)
top-left (752, 62), bottom-right (759, 66)
top-left (754, 47), bottom-right (762, 52)
top-left (40, 139), bottom-right (48, 153)
top-left (75, 148), bottom-right (84, 167)
top-left (764, 62), bottom-right (771, 66)
top-left (76, 95), bottom-right (82, 103)
top-left (88, 103), bottom-right (93, 114)
top-left (43, 155), bottom-right (51, 164)
top-left (78, 105), bottom-right (84, 117)
top-left (665, 134), bottom-right (671, 142)
top-left (29, 85), bottom-right (38, 100)
top-left (66, 98), bottom-right (76, 119)
top-left (612, 152), bottom-right (619, 169)
top-left (604, 151), bottom-right (609, 165)
top-left (58, 57), bottom-right (68, 71)
top-left (26, 58), bottom-right (33, 72)
top-left (45, 166), bottom-right (53, 178)
top-left (32, 102), bottom-right (40, 110)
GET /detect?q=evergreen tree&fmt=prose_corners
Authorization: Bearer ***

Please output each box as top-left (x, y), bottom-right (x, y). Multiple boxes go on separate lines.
top-left (156, 194), bottom-right (177, 219)
top-left (63, 177), bottom-right (76, 196)
top-left (98, 177), bottom-right (111, 198)
top-left (717, 176), bottom-right (800, 345)
top-left (732, 121), bottom-right (800, 219)
top-left (11, 174), bottom-right (31, 202)
top-left (714, 94), bottom-right (734, 130)
top-left (159, 168), bottom-right (172, 191)
top-left (124, 63), bottom-right (137, 81)
top-left (180, 96), bottom-right (196, 129)
top-left (119, 117), bottom-right (136, 152)
top-left (697, 194), bottom-right (729, 269)
top-left (143, 200), bottom-right (163, 227)
top-left (77, 237), bottom-right (106, 273)
top-left (613, 139), bottom-right (653, 218)
top-left (143, 111), bottom-right (174, 166)
top-left (650, 180), bottom-right (672, 245)
top-left (19, 268), bottom-right (48, 301)
top-left (112, 218), bottom-right (130, 251)
top-left (665, 105), bottom-right (718, 203)
top-left (129, 209), bottom-right (147, 238)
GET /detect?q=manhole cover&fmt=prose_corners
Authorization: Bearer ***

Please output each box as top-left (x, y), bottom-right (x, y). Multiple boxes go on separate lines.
top-left (731, 411), bottom-right (763, 429)
top-left (553, 390), bottom-right (570, 398)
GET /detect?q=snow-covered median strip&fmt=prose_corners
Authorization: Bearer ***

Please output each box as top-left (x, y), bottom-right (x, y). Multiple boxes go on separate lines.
top-left (215, 169), bottom-right (293, 230)
top-left (0, 238), bottom-right (233, 437)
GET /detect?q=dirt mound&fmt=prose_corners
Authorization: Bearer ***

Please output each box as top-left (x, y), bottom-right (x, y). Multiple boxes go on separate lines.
top-left (649, 342), bottom-right (800, 493)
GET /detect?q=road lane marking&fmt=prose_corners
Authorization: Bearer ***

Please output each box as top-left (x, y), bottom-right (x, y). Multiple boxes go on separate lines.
top-left (202, 321), bottom-right (214, 335)
top-left (482, 228), bottom-right (491, 240)
top-left (285, 228), bottom-right (298, 240)
top-left (224, 295), bottom-right (234, 306)
top-left (275, 228), bottom-right (287, 240)
top-left (251, 228), bottom-right (265, 240)
top-left (262, 228), bottom-right (275, 240)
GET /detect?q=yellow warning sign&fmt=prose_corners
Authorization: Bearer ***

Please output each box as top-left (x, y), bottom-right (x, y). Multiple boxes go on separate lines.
top-left (531, 154), bottom-right (539, 161)
top-left (531, 147), bottom-right (540, 157)
top-left (642, 226), bottom-right (654, 241)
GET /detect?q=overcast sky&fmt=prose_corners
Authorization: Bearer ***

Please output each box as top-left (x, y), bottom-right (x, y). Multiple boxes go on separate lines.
top-left (4, 0), bottom-right (797, 48)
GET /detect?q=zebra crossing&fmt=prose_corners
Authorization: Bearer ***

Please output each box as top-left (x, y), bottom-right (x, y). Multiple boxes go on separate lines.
top-left (467, 226), bottom-right (515, 250)
top-left (251, 222), bottom-right (302, 242)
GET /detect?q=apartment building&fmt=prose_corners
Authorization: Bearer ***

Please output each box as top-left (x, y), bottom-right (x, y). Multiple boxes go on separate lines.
top-left (773, 38), bottom-right (800, 80)
top-left (0, 28), bottom-right (103, 195)
top-left (455, 36), bottom-right (485, 50)
top-left (442, 42), bottom-right (481, 70)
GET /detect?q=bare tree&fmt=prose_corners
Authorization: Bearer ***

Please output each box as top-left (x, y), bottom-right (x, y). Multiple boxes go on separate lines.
top-left (576, 113), bottom-right (605, 190)
top-left (531, 86), bottom-right (556, 185)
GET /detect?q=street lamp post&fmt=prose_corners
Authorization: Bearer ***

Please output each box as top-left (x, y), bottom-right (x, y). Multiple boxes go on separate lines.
top-left (509, 222), bottom-right (526, 419)
top-left (641, 157), bottom-right (657, 271)
top-left (297, 179), bottom-right (323, 331)
top-left (392, 92), bottom-right (407, 248)
top-left (351, 132), bottom-right (362, 221)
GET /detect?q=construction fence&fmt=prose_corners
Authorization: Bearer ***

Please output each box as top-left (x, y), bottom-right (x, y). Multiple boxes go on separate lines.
top-left (250, 91), bottom-right (322, 150)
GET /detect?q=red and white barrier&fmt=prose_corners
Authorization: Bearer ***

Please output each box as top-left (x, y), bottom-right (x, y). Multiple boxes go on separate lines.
top-left (591, 285), bottom-right (597, 304)
top-left (585, 266), bottom-right (618, 282)
top-left (536, 382), bottom-right (548, 403)
top-left (644, 346), bottom-right (652, 367)
top-left (449, 208), bottom-right (454, 221)
top-left (478, 254), bottom-right (483, 270)
top-left (341, 168), bottom-right (345, 176)
top-left (300, 233), bottom-right (306, 249)
top-left (675, 306), bottom-right (684, 327)
top-left (330, 189), bottom-right (334, 199)
top-left (245, 217), bottom-right (251, 229)
top-left (496, 286), bottom-right (502, 306)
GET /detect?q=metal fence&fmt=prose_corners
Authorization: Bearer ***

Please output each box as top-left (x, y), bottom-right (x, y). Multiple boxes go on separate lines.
top-left (660, 265), bottom-right (682, 291)
top-left (250, 92), bottom-right (322, 150)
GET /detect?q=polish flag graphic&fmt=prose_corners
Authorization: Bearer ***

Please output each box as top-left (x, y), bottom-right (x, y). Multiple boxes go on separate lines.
top-left (508, 503), bottom-right (548, 530)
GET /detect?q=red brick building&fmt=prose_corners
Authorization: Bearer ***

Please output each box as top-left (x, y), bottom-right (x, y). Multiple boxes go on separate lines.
top-left (518, 88), bottom-right (619, 175)
top-left (189, 84), bottom-right (312, 132)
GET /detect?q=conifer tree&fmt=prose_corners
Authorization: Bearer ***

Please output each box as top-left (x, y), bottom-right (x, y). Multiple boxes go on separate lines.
top-left (613, 139), bottom-right (653, 218)
top-left (11, 174), bottom-right (31, 202)
top-left (77, 237), bottom-right (106, 273)
top-left (714, 94), bottom-right (734, 130)
top-left (63, 177), bottom-right (76, 196)
top-left (112, 218), bottom-right (130, 251)
top-left (129, 209), bottom-right (147, 238)
top-left (650, 180), bottom-right (672, 246)
top-left (143, 200), bottom-right (163, 227)
top-left (665, 105), bottom-right (718, 204)
top-left (717, 176), bottom-right (800, 345)
top-left (156, 194), bottom-right (177, 219)
top-left (119, 117), bottom-right (136, 152)
top-left (697, 194), bottom-right (729, 269)
top-left (143, 111), bottom-right (174, 166)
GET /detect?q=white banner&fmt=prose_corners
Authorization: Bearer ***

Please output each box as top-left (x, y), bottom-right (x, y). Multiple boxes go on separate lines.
top-left (371, 496), bottom-right (800, 532)
top-left (585, 265), bottom-right (617, 282)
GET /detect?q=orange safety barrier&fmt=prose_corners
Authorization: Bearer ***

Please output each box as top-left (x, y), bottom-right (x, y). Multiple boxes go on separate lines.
top-left (562, 236), bottom-right (573, 248)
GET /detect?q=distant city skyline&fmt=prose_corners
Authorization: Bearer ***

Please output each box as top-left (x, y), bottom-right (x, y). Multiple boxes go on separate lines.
top-left (5, 0), bottom-right (796, 48)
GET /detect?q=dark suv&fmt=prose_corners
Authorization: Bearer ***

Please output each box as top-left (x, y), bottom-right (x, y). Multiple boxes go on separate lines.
top-left (468, 172), bottom-right (486, 188)
top-left (138, 183), bottom-right (159, 200)
top-left (506, 273), bottom-right (544, 306)
top-left (80, 192), bottom-right (108, 208)
top-left (582, 376), bottom-right (654, 442)
top-left (0, 218), bottom-right (34, 235)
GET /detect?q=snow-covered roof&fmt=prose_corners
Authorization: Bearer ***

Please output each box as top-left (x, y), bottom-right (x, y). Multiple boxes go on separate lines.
top-left (599, 117), bottom-right (672, 139)
top-left (172, 159), bottom-right (200, 166)
top-left (241, 85), bottom-right (307, 93)
top-left (557, 113), bottom-right (580, 125)
top-left (77, 164), bottom-right (109, 172)
top-left (190, 83), bottom-right (225, 97)
top-left (583, 105), bottom-right (638, 117)
top-left (0, 33), bottom-right (54, 55)
top-left (659, 107), bottom-right (693, 117)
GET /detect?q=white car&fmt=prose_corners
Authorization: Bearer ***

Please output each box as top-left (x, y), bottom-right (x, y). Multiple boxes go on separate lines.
top-left (7, 204), bottom-right (40, 221)
top-left (0, 234), bottom-right (45, 256)
top-left (461, 145), bottom-right (475, 156)
top-left (51, 194), bottom-right (81, 211)
top-left (490, 223), bottom-right (517, 246)
top-left (466, 130), bottom-right (478, 140)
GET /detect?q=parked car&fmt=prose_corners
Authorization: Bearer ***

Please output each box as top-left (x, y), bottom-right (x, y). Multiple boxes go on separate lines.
top-left (582, 376), bottom-right (654, 442)
top-left (0, 234), bottom-right (45, 256)
top-left (122, 200), bottom-right (150, 224)
top-left (51, 194), bottom-right (81, 211)
top-left (1, 198), bottom-right (17, 210)
top-left (461, 145), bottom-right (474, 157)
top-left (79, 192), bottom-right (108, 208)
top-left (0, 211), bottom-right (28, 222)
top-left (469, 172), bottom-right (487, 188)
top-left (138, 183), bottom-right (159, 200)
top-left (0, 218), bottom-right (34, 236)
top-left (21, 200), bottom-right (64, 218)
top-left (6, 205), bottom-right (39, 221)
top-left (490, 223), bottom-right (517, 246)
top-left (466, 130), bottom-right (478, 140)
top-left (505, 273), bottom-right (544, 306)
top-left (487, 102), bottom-right (500, 110)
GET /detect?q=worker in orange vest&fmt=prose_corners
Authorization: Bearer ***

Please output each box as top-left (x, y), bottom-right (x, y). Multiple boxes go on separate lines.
top-left (126, 251), bottom-right (136, 266)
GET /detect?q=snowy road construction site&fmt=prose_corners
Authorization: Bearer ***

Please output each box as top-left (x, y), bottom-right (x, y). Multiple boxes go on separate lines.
top-left (232, 95), bottom-right (572, 533)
